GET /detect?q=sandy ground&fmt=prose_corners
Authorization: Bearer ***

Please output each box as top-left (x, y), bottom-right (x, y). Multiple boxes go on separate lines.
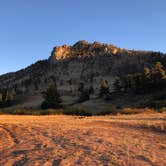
top-left (0, 114), bottom-right (166, 166)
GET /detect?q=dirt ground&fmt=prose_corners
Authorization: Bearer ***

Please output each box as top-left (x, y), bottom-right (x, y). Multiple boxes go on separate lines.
top-left (0, 114), bottom-right (166, 166)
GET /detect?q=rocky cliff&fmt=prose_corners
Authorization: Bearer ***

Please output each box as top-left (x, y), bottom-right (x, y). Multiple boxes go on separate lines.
top-left (0, 40), bottom-right (165, 97)
top-left (49, 40), bottom-right (120, 62)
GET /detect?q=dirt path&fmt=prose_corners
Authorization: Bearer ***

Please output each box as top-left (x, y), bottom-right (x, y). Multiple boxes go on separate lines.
top-left (0, 115), bottom-right (166, 166)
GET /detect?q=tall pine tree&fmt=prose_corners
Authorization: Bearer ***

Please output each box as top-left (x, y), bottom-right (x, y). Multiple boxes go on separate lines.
top-left (41, 84), bottom-right (63, 109)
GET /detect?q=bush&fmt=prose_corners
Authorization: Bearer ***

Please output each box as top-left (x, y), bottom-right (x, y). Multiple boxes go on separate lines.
top-left (99, 80), bottom-right (110, 97)
top-left (97, 107), bottom-right (155, 115)
top-left (120, 108), bottom-right (140, 114)
top-left (64, 107), bottom-right (92, 116)
top-left (120, 108), bottom-right (154, 114)
top-left (46, 109), bottom-right (63, 115)
top-left (97, 107), bottom-right (119, 115)
top-left (158, 107), bottom-right (166, 113)
top-left (1, 108), bottom-right (63, 115)
top-left (78, 90), bottom-right (90, 102)
top-left (152, 93), bottom-right (166, 100)
top-left (147, 100), bottom-right (166, 109)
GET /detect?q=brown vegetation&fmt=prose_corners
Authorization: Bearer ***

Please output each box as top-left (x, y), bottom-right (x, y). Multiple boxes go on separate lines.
top-left (0, 113), bottom-right (165, 165)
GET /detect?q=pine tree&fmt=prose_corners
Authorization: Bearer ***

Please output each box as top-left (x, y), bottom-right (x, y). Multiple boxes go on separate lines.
top-left (0, 93), bottom-right (2, 103)
top-left (78, 89), bottom-right (90, 102)
top-left (41, 84), bottom-right (63, 109)
top-left (78, 82), bottom-right (84, 92)
top-left (123, 75), bottom-right (132, 92)
top-left (88, 85), bottom-right (94, 94)
top-left (151, 62), bottom-right (166, 89)
top-left (6, 90), bottom-right (14, 103)
top-left (99, 80), bottom-right (109, 97)
top-left (113, 76), bottom-right (122, 93)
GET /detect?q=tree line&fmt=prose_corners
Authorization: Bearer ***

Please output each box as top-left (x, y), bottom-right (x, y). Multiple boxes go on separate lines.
top-left (19, 60), bottom-right (166, 110)
top-left (113, 62), bottom-right (166, 94)
top-left (0, 90), bottom-right (14, 107)
top-left (1, 61), bottom-right (165, 109)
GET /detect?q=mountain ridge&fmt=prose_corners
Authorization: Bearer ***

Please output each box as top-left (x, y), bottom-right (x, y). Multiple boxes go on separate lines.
top-left (49, 40), bottom-right (161, 62)
top-left (0, 40), bottom-right (165, 99)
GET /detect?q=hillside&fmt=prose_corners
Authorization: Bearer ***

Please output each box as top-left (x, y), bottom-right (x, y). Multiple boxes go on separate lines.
top-left (0, 40), bottom-right (166, 109)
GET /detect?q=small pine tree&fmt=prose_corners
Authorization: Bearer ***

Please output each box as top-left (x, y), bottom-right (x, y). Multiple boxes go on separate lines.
top-left (88, 85), bottom-right (94, 94)
top-left (144, 67), bottom-right (150, 76)
top-left (153, 62), bottom-right (166, 79)
top-left (113, 76), bottom-right (122, 93)
top-left (41, 84), bottom-right (63, 109)
top-left (78, 82), bottom-right (84, 92)
top-left (2, 90), bottom-right (7, 103)
top-left (6, 90), bottom-right (14, 103)
top-left (0, 93), bottom-right (2, 103)
top-left (78, 89), bottom-right (90, 102)
top-left (123, 75), bottom-right (133, 92)
top-left (99, 80), bottom-right (109, 97)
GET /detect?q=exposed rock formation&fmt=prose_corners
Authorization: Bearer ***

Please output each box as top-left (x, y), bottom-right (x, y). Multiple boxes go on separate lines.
top-left (0, 40), bottom-right (165, 97)
top-left (49, 40), bottom-right (121, 63)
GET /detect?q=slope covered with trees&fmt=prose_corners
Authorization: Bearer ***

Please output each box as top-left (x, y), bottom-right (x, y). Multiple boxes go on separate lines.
top-left (0, 41), bottom-right (165, 108)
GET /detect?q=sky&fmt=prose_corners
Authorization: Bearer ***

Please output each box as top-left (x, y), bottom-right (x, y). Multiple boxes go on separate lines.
top-left (0, 0), bottom-right (165, 75)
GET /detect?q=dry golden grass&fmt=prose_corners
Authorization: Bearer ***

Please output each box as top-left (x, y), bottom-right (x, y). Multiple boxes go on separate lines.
top-left (97, 112), bottom-right (166, 133)
top-left (0, 113), bottom-right (166, 166)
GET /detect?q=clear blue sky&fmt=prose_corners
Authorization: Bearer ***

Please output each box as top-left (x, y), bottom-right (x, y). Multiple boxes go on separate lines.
top-left (0, 0), bottom-right (165, 75)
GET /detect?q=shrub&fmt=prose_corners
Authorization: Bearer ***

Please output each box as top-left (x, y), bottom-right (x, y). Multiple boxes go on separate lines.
top-left (1, 108), bottom-right (64, 115)
top-left (113, 76), bottom-right (122, 93)
top-left (122, 108), bottom-right (155, 114)
top-left (1, 109), bottom-right (28, 115)
top-left (99, 80), bottom-right (110, 97)
top-left (0, 89), bottom-right (14, 108)
top-left (152, 93), bottom-right (166, 100)
top-left (78, 82), bottom-right (84, 92)
top-left (7, 90), bottom-right (14, 103)
top-left (147, 100), bottom-right (166, 109)
top-left (97, 107), bottom-right (119, 115)
top-left (97, 107), bottom-right (155, 115)
top-left (64, 107), bottom-right (92, 116)
top-left (88, 85), bottom-right (94, 94)
top-left (158, 107), bottom-right (166, 113)
top-left (45, 109), bottom-right (63, 115)
top-left (0, 93), bottom-right (2, 103)
top-left (78, 90), bottom-right (90, 102)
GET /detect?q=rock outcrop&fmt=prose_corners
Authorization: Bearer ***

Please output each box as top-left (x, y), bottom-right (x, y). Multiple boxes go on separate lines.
top-left (0, 40), bottom-right (165, 97)
top-left (49, 40), bottom-right (121, 63)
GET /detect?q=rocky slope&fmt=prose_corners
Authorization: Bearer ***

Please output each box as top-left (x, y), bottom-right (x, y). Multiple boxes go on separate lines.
top-left (0, 40), bottom-right (165, 97)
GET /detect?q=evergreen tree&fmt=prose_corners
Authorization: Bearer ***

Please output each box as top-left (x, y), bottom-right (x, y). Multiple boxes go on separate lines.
top-left (78, 89), bottom-right (90, 102)
top-left (88, 85), bottom-right (94, 94)
top-left (0, 93), bottom-right (2, 103)
top-left (144, 67), bottom-right (150, 76)
top-left (6, 90), bottom-right (14, 103)
top-left (113, 76), bottom-right (122, 93)
top-left (133, 73), bottom-right (143, 93)
top-left (152, 62), bottom-right (166, 86)
top-left (78, 82), bottom-right (84, 92)
top-left (123, 75), bottom-right (133, 92)
top-left (119, 62), bottom-right (166, 94)
top-left (99, 80), bottom-right (109, 97)
top-left (2, 90), bottom-right (7, 103)
top-left (41, 84), bottom-right (63, 109)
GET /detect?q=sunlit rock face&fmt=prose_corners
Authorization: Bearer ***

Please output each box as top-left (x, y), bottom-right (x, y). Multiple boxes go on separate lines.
top-left (49, 40), bottom-right (121, 63)
top-left (50, 45), bottom-right (71, 61)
